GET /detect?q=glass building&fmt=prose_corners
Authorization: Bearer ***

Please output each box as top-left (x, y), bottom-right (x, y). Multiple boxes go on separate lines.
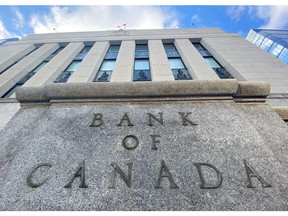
top-left (246, 29), bottom-right (288, 64)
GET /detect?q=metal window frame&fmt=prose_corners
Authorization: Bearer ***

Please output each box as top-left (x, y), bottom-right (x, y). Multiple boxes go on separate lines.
top-left (163, 43), bottom-right (192, 80)
top-left (94, 43), bottom-right (121, 82)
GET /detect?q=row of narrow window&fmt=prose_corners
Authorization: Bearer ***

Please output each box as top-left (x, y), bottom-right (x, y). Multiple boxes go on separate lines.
top-left (1, 41), bottom-right (233, 98)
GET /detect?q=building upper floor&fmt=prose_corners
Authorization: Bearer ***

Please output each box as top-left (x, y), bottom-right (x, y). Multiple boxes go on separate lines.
top-left (0, 28), bottom-right (287, 105)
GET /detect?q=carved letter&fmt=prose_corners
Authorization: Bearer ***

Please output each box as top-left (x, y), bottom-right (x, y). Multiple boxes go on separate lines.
top-left (27, 163), bottom-right (52, 188)
top-left (117, 113), bottom-right (134, 126)
top-left (244, 160), bottom-right (272, 188)
top-left (155, 160), bottom-right (179, 189)
top-left (194, 162), bottom-right (223, 189)
top-left (122, 135), bottom-right (139, 150)
top-left (150, 134), bottom-right (161, 150)
top-left (90, 113), bottom-right (103, 127)
top-left (64, 161), bottom-right (88, 188)
top-left (109, 163), bottom-right (133, 188)
top-left (147, 113), bottom-right (164, 126)
top-left (178, 112), bottom-right (198, 126)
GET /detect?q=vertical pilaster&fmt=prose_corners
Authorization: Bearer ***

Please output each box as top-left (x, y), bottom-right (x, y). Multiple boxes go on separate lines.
top-left (0, 43), bottom-right (60, 97)
top-left (110, 40), bottom-right (135, 82)
top-left (174, 39), bottom-right (220, 80)
top-left (0, 44), bottom-right (35, 73)
top-left (23, 42), bottom-right (84, 87)
top-left (148, 40), bottom-right (174, 81)
top-left (67, 41), bottom-right (109, 83)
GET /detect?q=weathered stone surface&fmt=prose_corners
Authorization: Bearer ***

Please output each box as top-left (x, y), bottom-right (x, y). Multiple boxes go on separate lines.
top-left (273, 106), bottom-right (288, 121)
top-left (16, 80), bottom-right (271, 104)
top-left (0, 101), bottom-right (20, 130)
top-left (235, 81), bottom-right (270, 98)
top-left (0, 100), bottom-right (288, 210)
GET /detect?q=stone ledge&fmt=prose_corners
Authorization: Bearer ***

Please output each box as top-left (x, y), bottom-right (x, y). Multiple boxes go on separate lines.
top-left (234, 81), bottom-right (270, 98)
top-left (15, 80), bottom-right (270, 104)
top-left (273, 106), bottom-right (288, 121)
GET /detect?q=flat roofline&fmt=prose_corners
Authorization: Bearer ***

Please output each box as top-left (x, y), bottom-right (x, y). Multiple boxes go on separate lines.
top-left (20, 27), bottom-right (225, 40)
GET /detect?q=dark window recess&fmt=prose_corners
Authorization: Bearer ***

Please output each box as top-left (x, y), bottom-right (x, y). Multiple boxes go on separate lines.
top-left (133, 44), bottom-right (151, 81)
top-left (54, 45), bottom-right (93, 83)
top-left (193, 43), bottom-right (233, 79)
top-left (54, 61), bottom-right (81, 83)
top-left (1, 46), bottom-right (64, 98)
top-left (74, 46), bottom-right (92, 60)
top-left (164, 44), bottom-right (180, 58)
top-left (44, 47), bottom-right (64, 61)
top-left (94, 45), bottom-right (120, 82)
top-left (1, 84), bottom-right (22, 98)
top-left (2, 60), bottom-right (48, 98)
top-left (164, 43), bottom-right (192, 80)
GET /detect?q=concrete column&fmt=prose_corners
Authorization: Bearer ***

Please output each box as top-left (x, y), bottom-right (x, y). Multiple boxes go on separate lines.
top-left (174, 39), bottom-right (220, 80)
top-left (0, 44), bottom-right (35, 74)
top-left (0, 43), bottom-right (60, 97)
top-left (67, 41), bottom-right (109, 83)
top-left (110, 40), bottom-right (135, 82)
top-left (148, 40), bottom-right (174, 81)
top-left (23, 42), bottom-right (84, 87)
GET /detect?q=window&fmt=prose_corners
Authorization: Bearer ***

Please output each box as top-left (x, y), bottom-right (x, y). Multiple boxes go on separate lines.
top-left (54, 60), bottom-right (81, 83)
top-left (1, 84), bottom-right (22, 98)
top-left (253, 34), bottom-right (265, 47)
top-left (133, 44), bottom-right (151, 81)
top-left (54, 45), bottom-right (92, 83)
top-left (1, 46), bottom-right (62, 98)
top-left (164, 43), bottom-right (192, 80)
top-left (193, 43), bottom-right (233, 79)
top-left (74, 46), bottom-right (92, 60)
top-left (21, 47), bottom-right (64, 84)
top-left (17, 61), bottom-right (49, 85)
top-left (260, 38), bottom-right (273, 51)
top-left (45, 47), bottom-right (64, 61)
top-left (278, 48), bottom-right (288, 64)
top-left (94, 45), bottom-right (120, 82)
top-left (269, 43), bottom-right (284, 57)
top-left (246, 30), bottom-right (257, 43)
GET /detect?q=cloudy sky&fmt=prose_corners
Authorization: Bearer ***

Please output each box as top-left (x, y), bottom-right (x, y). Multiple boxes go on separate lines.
top-left (0, 4), bottom-right (288, 39)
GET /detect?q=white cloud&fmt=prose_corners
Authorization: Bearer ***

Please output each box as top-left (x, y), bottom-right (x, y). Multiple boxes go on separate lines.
top-left (0, 19), bottom-right (18, 39)
top-left (226, 6), bottom-right (288, 29)
top-left (226, 6), bottom-right (246, 22)
top-left (12, 7), bottom-right (24, 29)
top-left (29, 6), bottom-right (180, 34)
top-left (256, 6), bottom-right (288, 29)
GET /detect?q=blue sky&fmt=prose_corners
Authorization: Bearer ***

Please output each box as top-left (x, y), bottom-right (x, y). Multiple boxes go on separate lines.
top-left (0, 5), bottom-right (288, 39)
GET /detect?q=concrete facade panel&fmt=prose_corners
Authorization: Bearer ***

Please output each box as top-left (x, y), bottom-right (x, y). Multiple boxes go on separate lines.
top-left (68, 41), bottom-right (109, 83)
top-left (0, 78), bottom-right (16, 97)
top-left (0, 44), bottom-right (59, 96)
top-left (24, 42), bottom-right (84, 87)
top-left (66, 76), bottom-right (92, 83)
top-left (149, 40), bottom-right (174, 81)
top-left (175, 39), bottom-right (220, 80)
top-left (111, 40), bottom-right (134, 82)
top-left (201, 37), bottom-right (288, 94)
top-left (110, 66), bottom-right (133, 82)
top-left (22, 77), bottom-right (54, 87)
top-left (0, 44), bottom-right (35, 73)
top-left (71, 67), bottom-right (96, 78)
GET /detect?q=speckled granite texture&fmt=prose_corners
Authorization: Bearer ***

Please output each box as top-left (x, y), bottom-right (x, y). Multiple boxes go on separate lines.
top-left (1, 101), bottom-right (288, 210)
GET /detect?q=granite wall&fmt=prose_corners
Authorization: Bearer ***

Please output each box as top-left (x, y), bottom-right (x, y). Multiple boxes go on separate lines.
top-left (0, 80), bottom-right (288, 210)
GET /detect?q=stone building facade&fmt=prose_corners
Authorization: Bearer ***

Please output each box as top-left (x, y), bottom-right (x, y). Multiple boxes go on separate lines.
top-left (1, 28), bottom-right (288, 210)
